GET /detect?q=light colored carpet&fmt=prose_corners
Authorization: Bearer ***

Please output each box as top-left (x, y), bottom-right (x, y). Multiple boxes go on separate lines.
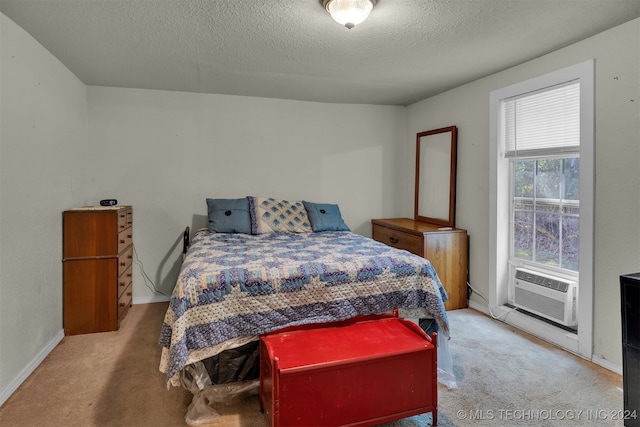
top-left (0, 303), bottom-right (624, 426)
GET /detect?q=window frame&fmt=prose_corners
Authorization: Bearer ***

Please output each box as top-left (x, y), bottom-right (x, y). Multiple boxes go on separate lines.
top-left (489, 59), bottom-right (594, 359)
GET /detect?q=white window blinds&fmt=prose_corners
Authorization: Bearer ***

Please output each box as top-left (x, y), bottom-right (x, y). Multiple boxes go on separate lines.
top-left (503, 81), bottom-right (580, 157)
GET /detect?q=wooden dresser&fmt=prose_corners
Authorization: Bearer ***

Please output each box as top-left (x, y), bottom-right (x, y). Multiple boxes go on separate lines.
top-left (63, 206), bottom-right (133, 335)
top-left (372, 218), bottom-right (468, 310)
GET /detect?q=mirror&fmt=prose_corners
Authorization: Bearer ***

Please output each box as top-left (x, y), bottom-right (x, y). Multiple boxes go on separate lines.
top-left (414, 126), bottom-right (458, 227)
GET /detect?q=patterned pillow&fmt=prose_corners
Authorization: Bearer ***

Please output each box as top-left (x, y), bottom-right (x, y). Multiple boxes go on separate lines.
top-left (249, 197), bottom-right (313, 234)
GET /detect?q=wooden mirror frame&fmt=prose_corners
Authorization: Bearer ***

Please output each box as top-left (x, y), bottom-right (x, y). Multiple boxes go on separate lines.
top-left (414, 126), bottom-right (458, 227)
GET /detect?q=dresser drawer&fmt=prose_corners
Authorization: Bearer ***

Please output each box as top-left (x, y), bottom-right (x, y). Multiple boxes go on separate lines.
top-left (117, 227), bottom-right (133, 254)
top-left (118, 246), bottom-right (133, 277)
top-left (118, 264), bottom-right (133, 298)
top-left (117, 208), bottom-right (132, 232)
top-left (372, 224), bottom-right (422, 256)
top-left (118, 283), bottom-right (132, 321)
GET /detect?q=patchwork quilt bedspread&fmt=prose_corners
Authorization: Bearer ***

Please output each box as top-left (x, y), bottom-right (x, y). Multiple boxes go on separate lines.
top-left (159, 230), bottom-right (449, 386)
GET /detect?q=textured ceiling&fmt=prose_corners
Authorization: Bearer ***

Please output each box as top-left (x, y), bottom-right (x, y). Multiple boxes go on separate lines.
top-left (2, 0), bottom-right (640, 106)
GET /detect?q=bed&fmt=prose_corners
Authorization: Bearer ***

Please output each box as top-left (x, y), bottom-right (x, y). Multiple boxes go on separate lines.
top-left (158, 197), bottom-right (452, 422)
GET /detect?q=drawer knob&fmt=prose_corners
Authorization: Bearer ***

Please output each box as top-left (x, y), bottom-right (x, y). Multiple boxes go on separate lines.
top-left (120, 302), bottom-right (126, 307)
top-left (389, 237), bottom-right (399, 244)
top-left (120, 239), bottom-right (125, 244)
top-left (119, 281), bottom-right (125, 287)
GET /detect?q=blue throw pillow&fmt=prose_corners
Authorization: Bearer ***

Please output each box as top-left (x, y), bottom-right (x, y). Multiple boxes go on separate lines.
top-left (302, 201), bottom-right (350, 232)
top-left (206, 198), bottom-right (251, 234)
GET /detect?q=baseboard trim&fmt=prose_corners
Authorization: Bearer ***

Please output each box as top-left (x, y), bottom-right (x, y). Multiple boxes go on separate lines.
top-left (133, 294), bottom-right (170, 305)
top-left (468, 300), bottom-right (488, 314)
top-left (0, 329), bottom-right (64, 407)
top-left (591, 354), bottom-right (623, 375)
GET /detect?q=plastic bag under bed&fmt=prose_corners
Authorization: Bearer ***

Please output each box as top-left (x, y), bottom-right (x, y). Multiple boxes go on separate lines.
top-left (184, 378), bottom-right (260, 426)
top-left (419, 318), bottom-right (457, 389)
top-left (180, 340), bottom-right (261, 426)
top-left (180, 318), bottom-right (457, 425)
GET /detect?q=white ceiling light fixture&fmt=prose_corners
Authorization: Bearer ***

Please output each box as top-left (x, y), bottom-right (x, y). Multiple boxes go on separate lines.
top-left (322, 0), bottom-right (377, 29)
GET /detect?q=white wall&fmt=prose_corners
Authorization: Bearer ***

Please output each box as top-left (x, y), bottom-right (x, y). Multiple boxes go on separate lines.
top-left (407, 18), bottom-right (640, 367)
top-left (86, 87), bottom-right (408, 300)
top-left (0, 13), bottom-right (88, 401)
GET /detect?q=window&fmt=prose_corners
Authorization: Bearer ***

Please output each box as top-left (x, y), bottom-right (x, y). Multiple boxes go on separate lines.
top-left (489, 60), bottom-right (594, 359)
top-left (504, 81), bottom-right (581, 277)
top-left (512, 157), bottom-right (580, 272)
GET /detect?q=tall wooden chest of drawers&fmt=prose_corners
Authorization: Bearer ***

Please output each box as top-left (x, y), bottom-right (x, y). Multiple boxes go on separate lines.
top-left (372, 218), bottom-right (468, 311)
top-left (63, 206), bottom-right (133, 335)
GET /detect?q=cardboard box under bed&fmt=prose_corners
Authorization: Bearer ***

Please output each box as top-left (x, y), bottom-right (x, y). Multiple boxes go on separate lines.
top-left (259, 316), bottom-right (438, 427)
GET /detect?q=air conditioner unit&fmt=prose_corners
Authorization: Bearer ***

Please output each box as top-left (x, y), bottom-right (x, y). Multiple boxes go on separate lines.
top-left (512, 268), bottom-right (578, 327)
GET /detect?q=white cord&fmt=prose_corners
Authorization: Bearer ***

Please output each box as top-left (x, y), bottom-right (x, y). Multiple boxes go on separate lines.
top-left (467, 281), bottom-right (517, 322)
top-left (133, 244), bottom-right (170, 297)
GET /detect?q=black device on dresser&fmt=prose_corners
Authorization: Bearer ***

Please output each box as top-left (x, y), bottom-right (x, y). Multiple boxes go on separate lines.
top-left (621, 273), bottom-right (640, 426)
